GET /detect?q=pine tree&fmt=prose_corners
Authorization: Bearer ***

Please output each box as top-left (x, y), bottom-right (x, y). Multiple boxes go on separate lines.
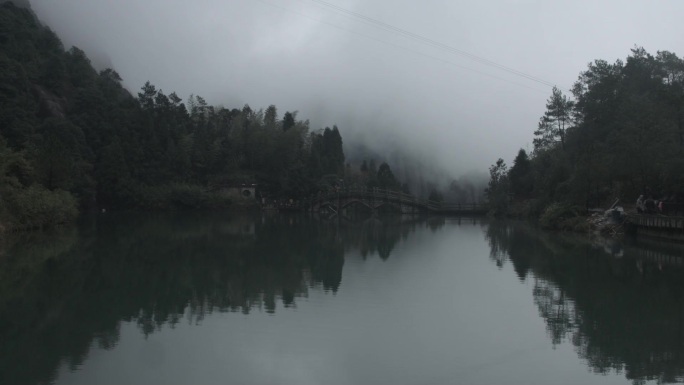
top-left (533, 86), bottom-right (574, 151)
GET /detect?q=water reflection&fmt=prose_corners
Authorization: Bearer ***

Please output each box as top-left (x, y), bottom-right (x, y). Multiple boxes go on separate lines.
top-left (13, 215), bottom-right (682, 385)
top-left (0, 212), bottom-right (434, 385)
top-left (485, 222), bottom-right (684, 385)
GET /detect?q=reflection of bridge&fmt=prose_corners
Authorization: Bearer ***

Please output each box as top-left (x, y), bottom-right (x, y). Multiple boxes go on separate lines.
top-left (308, 188), bottom-right (488, 215)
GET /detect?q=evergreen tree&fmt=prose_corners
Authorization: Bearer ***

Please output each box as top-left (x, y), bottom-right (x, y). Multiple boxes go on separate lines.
top-left (376, 162), bottom-right (399, 190)
top-left (508, 149), bottom-right (532, 198)
top-left (486, 158), bottom-right (509, 214)
top-left (534, 86), bottom-right (574, 151)
top-left (282, 111), bottom-right (295, 132)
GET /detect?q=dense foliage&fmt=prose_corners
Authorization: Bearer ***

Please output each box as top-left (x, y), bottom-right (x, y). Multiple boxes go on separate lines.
top-left (489, 47), bottom-right (684, 216)
top-left (0, 2), bottom-right (355, 229)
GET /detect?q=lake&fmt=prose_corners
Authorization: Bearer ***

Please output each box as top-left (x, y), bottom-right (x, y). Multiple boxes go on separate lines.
top-left (1, 212), bottom-right (684, 384)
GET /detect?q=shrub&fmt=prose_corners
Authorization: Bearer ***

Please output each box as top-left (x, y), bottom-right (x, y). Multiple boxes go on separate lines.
top-left (127, 183), bottom-right (232, 210)
top-left (3, 185), bottom-right (79, 230)
top-left (539, 202), bottom-right (582, 230)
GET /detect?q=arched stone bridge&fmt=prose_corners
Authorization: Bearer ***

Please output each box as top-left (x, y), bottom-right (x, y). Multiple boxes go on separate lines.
top-left (308, 188), bottom-right (488, 215)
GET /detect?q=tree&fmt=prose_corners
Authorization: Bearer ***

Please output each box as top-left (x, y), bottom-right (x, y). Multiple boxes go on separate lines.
top-left (428, 189), bottom-right (443, 202)
top-left (283, 111), bottom-right (295, 132)
top-left (376, 162), bottom-right (399, 190)
top-left (485, 158), bottom-right (509, 214)
top-left (508, 149), bottom-right (533, 198)
top-left (369, 159), bottom-right (377, 175)
top-left (99, 68), bottom-right (121, 83)
top-left (0, 2), bottom-right (368, 216)
top-left (138, 81), bottom-right (157, 110)
top-left (34, 118), bottom-right (90, 192)
top-left (96, 138), bottom-right (130, 206)
top-left (65, 47), bottom-right (97, 88)
top-left (265, 104), bottom-right (277, 130)
top-left (323, 125), bottom-right (344, 175)
top-left (534, 86), bottom-right (574, 151)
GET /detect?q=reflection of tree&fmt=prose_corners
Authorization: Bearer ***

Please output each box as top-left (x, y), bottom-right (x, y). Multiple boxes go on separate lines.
top-left (484, 221), bottom-right (510, 268)
top-left (484, 221), bottom-right (532, 276)
top-left (342, 217), bottom-right (395, 260)
top-left (340, 216), bottom-right (435, 261)
top-left (0, 213), bottom-right (344, 384)
top-left (532, 280), bottom-right (574, 346)
top-left (485, 221), bottom-right (684, 384)
top-left (427, 217), bottom-right (446, 233)
top-left (0, 212), bottom-right (430, 385)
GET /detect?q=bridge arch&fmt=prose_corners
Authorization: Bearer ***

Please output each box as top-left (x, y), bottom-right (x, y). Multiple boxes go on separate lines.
top-left (340, 199), bottom-right (373, 211)
top-left (372, 201), bottom-right (403, 213)
top-left (316, 202), bottom-right (338, 214)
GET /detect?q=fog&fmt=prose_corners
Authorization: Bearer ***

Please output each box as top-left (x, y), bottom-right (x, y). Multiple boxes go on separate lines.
top-left (28, 0), bottom-right (684, 182)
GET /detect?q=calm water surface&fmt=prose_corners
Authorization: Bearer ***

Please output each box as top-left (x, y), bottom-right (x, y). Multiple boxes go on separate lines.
top-left (2, 213), bottom-right (684, 384)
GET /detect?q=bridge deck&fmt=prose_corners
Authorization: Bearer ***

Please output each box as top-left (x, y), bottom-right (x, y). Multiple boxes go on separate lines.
top-left (628, 214), bottom-right (684, 230)
top-left (627, 214), bottom-right (684, 242)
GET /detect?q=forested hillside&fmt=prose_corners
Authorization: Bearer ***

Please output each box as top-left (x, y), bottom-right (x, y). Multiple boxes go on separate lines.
top-left (0, 2), bottom-right (355, 230)
top-left (487, 47), bottom-right (684, 221)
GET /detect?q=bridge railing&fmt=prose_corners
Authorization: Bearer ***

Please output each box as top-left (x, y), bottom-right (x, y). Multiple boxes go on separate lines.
top-left (308, 188), bottom-right (488, 212)
top-left (438, 203), bottom-right (489, 212)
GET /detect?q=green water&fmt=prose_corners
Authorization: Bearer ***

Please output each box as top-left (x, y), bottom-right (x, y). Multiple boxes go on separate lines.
top-left (1, 213), bottom-right (684, 384)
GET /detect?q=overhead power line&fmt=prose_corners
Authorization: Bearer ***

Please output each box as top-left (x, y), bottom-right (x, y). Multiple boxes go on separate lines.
top-left (253, 0), bottom-right (549, 94)
top-left (303, 0), bottom-right (558, 89)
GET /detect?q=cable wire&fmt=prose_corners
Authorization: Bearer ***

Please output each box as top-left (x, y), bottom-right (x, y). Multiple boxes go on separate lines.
top-left (303, 0), bottom-right (558, 88)
top-left (252, 0), bottom-right (549, 94)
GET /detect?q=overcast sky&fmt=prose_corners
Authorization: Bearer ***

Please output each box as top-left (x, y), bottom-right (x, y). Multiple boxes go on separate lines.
top-left (29, 0), bottom-right (684, 177)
